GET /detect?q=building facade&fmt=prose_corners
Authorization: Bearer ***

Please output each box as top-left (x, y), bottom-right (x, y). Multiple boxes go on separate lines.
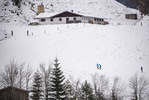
top-left (125, 14), bottom-right (137, 20)
top-left (34, 11), bottom-right (104, 25)
top-left (0, 86), bottom-right (29, 100)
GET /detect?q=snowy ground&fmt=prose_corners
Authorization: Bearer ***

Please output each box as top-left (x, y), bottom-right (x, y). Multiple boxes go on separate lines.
top-left (0, 21), bottom-right (149, 85)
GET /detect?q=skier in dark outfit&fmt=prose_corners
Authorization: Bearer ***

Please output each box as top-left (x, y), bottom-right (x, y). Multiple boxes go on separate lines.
top-left (141, 66), bottom-right (143, 73)
top-left (97, 64), bottom-right (102, 70)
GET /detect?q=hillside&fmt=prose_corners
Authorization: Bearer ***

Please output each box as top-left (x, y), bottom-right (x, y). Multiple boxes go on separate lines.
top-left (0, 1), bottom-right (149, 99)
top-left (116, 0), bottom-right (149, 15)
top-left (0, 0), bottom-right (141, 25)
top-left (0, 23), bottom-right (149, 82)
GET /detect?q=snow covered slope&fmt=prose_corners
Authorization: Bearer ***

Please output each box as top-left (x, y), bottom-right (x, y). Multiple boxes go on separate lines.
top-left (0, 0), bottom-right (36, 24)
top-left (0, 0), bottom-right (141, 24)
top-left (0, 23), bottom-right (149, 83)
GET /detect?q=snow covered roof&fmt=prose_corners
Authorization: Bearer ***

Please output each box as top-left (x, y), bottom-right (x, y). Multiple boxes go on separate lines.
top-left (68, 11), bottom-right (105, 18)
top-left (34, 11), bottom-right (104, 19)
top-left (34, 12), bottom-right (60, 19)
top-left (30, 19), bottom-right (39, 23)
top-left (80, 13), bottom-right (105, 19)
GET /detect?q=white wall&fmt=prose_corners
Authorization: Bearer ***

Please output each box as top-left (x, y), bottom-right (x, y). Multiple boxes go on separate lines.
top-left (36, 16), bottom-right (104, 25)
top-left (37, 17), bottom-right (82, 25)
top-left (81, 17), bottom-right (104, 24)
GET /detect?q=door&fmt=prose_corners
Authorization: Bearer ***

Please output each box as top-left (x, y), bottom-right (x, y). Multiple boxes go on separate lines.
top-left (66, 18), bottom-right (69, 23)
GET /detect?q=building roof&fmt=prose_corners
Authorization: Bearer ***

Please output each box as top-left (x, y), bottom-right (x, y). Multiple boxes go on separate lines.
top-left (30, 19), bottom-right (39, 23)
top-left (51, 11), bottom-right (83, 18)
top-left (34, 12), bottom-right (60, 19)
top-left (0, 86), bottom-right (29, 92)
top-left (81, 13), bottom-right (104, 19)
top-left (34, 11), bottom-right (104, 19)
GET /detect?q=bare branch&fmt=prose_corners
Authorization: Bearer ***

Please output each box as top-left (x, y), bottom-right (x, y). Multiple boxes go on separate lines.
top-left (112, 77), bottom-right (126, 100)
top-left (92, 73), bottom-right (109, 100)
top-left (39, 62), bottom-right (52, 100)
top-left (0, 60), bottom-right (18, 87)
top-left (25, 64), bottom-right (33, 90)
top-left (129, 73), bottom-right (149, 100)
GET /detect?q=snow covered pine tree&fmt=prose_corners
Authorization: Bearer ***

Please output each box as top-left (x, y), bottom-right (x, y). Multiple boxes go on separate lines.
top-left (31, 72), bottom-right (43, 100)
top-left (49, 58), bottom-right (67, 100)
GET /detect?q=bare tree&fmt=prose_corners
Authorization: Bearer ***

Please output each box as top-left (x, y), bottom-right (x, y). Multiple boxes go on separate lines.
top-left (0, 60), bottom-right (33, 91)
top-left (92, 73), bottom-right (109, 100)
top-left (39, 62), bottom-right (52, 100)
top-left (111, 77), bottom-right (126, 100)
top-left (0, 60), bottom-right (18, 87)
top-left (127, 0), bottom-right (149, 15)
top-left (17, 63), bottom-right (25, 89)
top-left (69, 76), bottom-right (81, 100)
top-left (145, 91), bottom-right (149, 100)
top-left (25, 65), bottom-right (33, 90)
top-left (129, 73), bottom-right (149, 100)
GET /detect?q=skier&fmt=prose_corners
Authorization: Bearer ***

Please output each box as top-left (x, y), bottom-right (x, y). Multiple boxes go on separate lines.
top-left (99, 64), bottom-right (101, 69)
top-left (141, 66), bottom-right (143, 73)
top-left (97, 64), bottom-right (102, 70)
top-left (97, 64), bottom-right (99, 69)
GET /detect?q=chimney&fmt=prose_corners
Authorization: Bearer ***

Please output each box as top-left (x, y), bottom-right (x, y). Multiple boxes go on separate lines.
top-left (37, 3), bottom-right (45, 14)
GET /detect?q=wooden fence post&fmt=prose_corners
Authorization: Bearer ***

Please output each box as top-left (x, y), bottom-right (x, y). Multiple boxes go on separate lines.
top-left (11, 31), bottom-right (13, 36)
top-left (27, 30), bottom-right (29, 36)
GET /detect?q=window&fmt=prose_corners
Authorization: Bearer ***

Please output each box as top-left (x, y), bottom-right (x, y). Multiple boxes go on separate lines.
top-left (59, 18), bottom-right (62, 21)
top-left (66, 18), bottom-right (69, 21)
top-left (73, 17), bottom-right (76, 20)
top-left (41, 19), bottom-right (45, 22)
top-left (50, 18), bottom-right (53, 21)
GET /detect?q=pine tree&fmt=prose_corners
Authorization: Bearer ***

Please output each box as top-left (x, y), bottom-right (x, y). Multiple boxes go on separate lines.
top-left (49, 58), bottom-right (67, 100)
top-left (31, 72), bottom-right (43, 100)
top-left (65, 79), bottom-right (75, 99)
top-left (79, 81), bottom-right (94, 100)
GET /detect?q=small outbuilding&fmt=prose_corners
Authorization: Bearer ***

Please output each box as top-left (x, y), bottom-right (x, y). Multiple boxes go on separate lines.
top-left (0, 86), bottom-right (29, 100)
top-left (125, 14), bottom-right (137, 20)
top-left (29, 19), bottom-right (39, 25)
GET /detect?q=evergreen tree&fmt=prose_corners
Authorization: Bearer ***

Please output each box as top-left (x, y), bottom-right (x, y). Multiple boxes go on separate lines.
top-left (49, 58), bottom-right (67, 100)
top-left (31, 72), bottom-right (43, 100)
top-left (65, 79), bottom-right (75, 100)
top-left (79, 81), bottom-right (95, 100)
